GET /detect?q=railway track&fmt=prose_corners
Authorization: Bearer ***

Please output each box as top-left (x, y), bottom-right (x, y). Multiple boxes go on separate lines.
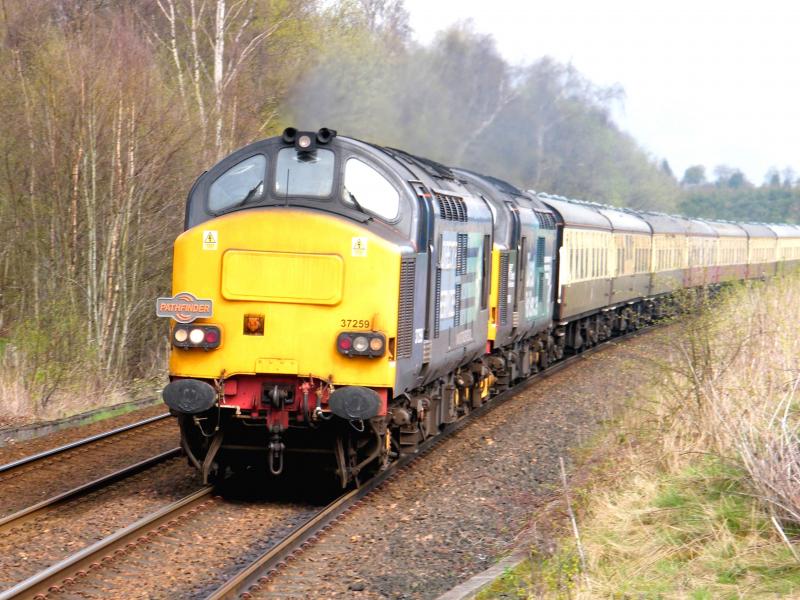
top-left (0, 413), bottom-right (170, 478)
top-left (0, 486), bottom-right (215, 600)
top-left (0, 327), bottom-right (648, 600)
top-left (207, 337), bottom-right (615, 600)
top-left (0, 448), bottom-right (181, 535)
top-left (0, 413), bottom-right (178, 520)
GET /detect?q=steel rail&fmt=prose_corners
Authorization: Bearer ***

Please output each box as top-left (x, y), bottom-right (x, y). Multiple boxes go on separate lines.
top-left (1, 327), bottom-right (655, 600)
top-left (0, 486), bottom-right (214, 600)
top-left (0, 447), bottom-right (181, 535)
top-left (0, 413), bottom-right (171, 475)
top-left (205, 327), bottom-right (651, 600)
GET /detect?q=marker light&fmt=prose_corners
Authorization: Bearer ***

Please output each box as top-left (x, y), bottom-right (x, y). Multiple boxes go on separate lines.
top-left (172, 325), bottom-right (221, 349)
top-left (336, 332), bottom-right (386, 358)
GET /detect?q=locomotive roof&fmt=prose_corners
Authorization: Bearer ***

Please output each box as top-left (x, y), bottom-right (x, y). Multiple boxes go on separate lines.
top-left (372, 145), bottom-right (456, 180)
top-left (537, 196), bottom-right (611, 230)
top-left (456, 169), bottom-right (523, 195)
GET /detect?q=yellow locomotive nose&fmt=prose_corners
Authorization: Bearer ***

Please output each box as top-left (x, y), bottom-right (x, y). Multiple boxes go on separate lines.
top-left (168, 207), bottom-right (400, 390)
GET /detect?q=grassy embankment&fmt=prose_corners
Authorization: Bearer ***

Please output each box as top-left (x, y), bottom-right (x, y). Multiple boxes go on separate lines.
top-left (0, 331), bottom-right (162, 426)
top-left (481, 274), bottom-right (800, 598)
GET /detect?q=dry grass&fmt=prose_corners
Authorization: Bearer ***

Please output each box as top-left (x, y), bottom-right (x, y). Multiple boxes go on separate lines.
top-left (647, 277), bottom-right (800, 527)
top-left (574, 275), bottom-right (800, 597)
top-left (486, 274), bottom-right (800, 598)
top-left (0, 338), bottom-right (161, 425)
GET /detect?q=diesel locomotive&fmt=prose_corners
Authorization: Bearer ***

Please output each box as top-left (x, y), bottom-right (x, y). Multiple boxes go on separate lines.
top-left (158, 128), bottom-right (800, 485)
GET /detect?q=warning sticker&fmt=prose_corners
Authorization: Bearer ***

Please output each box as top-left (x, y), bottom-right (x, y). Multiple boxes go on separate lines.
top-left (202, 230), bottom-right (218, 251)
top-left (352, 236), bottom-right (368, 257)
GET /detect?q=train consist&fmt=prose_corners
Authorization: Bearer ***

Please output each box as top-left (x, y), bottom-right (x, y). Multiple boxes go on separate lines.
top-left (158, 128), bottom-right (800, 485)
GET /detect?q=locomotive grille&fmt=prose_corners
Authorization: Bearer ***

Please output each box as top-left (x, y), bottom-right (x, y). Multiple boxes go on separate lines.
top-left (536, 236), bottom-right (545, 268)
top-left (536, 237), bottom-right (546, 304)
top-left (454, 283), bottom-right (462, 327)
top-left (498, 253), bottom-right (509, 326)
top-left (434, 267), bottom-right (442, 338)
top-left (436, 193), bottom-right (468, 222)
top-left (397, 257), bottom-right (416, 359)
top-left (535, 211), bottom-right (557, 229)
top-left (456, 233), bottom-right (468, 275)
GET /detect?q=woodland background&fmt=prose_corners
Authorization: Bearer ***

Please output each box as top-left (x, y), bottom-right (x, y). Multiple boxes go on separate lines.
top-left (0, 0), bottom-right (797, 416)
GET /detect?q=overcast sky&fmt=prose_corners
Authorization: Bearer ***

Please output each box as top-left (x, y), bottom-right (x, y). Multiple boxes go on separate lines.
top-left (404, 0), bottom-right (800, 184)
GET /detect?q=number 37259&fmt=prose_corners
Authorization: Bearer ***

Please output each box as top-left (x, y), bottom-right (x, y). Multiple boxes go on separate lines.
top-left (340, 319), bottom-right (370, 329)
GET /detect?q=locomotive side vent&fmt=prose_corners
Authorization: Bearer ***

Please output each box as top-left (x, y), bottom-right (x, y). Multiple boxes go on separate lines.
top-left (396, 256), bottom-right (416, 359)
top-left (434, 267), bottom-right (442, 338)
top-left (536, 236), bottom-right (545, 268)
top-left (454, 283), bottom-right (462, 327)
top-left (436, 193), bottom-right (468, 222)
top-left (535, 211), bottom-right (557, 230)
top-left (456, 233), bottom-right (468, 275)
top-left (498, 253), bottom-right (509, 326)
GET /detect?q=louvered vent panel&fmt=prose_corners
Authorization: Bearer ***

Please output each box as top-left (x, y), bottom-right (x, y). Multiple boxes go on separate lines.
top-left (498, 253), bottom-right (509, 326)
top-left (538, 271), bottom-right (545, 303)
top-left (456, 233), bottom-right (468, 275)
top-left (536, 237), bottom-right (545, 268)
top-left (535, 211), bottom-right (556, 229)
top-left (436, 193), bottom-right (468, 222)
top-left (433, 267), bottom-right (442, 338)
top-left (454, 284), bottom-right (462, 327)
top-left (396, 257), bottom-right (416, 359)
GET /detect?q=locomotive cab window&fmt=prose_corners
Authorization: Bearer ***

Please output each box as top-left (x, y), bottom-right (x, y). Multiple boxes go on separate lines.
top-left (274, 148), bottom-right (335, 197)
top-left (343, 158), bottom-right (400, 221)
top-left (208, 154), bottom-right (267, 213)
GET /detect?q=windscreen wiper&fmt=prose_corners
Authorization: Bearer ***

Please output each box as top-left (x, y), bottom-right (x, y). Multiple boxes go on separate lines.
top-left (240, 180), bottom-right (263, 205)
top-left (345, 188), bottom-right (367, 215)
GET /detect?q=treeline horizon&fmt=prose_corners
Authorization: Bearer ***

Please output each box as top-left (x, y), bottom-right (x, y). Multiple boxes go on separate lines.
top-left (0, 0), bottom-right (794, 416)
top-left (675, 164), bottom-right (800, 224)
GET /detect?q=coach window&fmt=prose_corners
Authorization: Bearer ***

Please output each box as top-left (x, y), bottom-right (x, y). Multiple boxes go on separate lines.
top-left (208, 154), bottom-right (267, 213)
top-left (343, 158), bottom-right (400, 221)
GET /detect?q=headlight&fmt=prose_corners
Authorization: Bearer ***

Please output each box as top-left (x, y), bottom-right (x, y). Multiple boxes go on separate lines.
top-left (353, 336), bottom-right (369, 353)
